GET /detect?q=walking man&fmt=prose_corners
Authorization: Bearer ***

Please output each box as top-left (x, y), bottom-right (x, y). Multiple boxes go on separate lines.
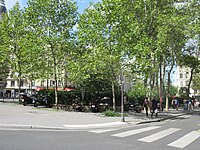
top-left (151, 97), bottom-right (158, 118)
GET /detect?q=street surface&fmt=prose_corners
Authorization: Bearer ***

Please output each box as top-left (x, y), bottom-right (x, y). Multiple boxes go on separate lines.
top-left (0, 113), bottom-right (200, 150)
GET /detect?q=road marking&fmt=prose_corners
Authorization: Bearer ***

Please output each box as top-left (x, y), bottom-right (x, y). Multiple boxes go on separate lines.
top-left (63, 122), bottom-right (127, 129)
top-left (179, 115), bottom-right (192, 119)
top-left (169, 120), bottom-right (176, 122)
top-left (89, 128), bottom-right (118, 133)
top-left (111, 126), bottom-right (160, 138)
top-left (138, 128), bottom-right (180, 142)
top-left (168, 131), bottom-right (200, 148)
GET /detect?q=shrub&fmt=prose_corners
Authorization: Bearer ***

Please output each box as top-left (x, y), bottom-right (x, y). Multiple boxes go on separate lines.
top-left (103, 110), bottom-right (120, 117)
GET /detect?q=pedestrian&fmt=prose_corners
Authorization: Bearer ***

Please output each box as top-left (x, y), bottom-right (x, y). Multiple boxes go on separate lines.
top-left (172, 100), bottom-right (175, 109)
top-left (183, 99), bottom-right (187, 110)
top-left (192, 98), bottom-right (195, 111)
top-left (143, 98), bottom-right (149, 117)
top-left (151, 97), bottom-right (158, 118)
top-left (188, 99), bottom-right (192, 112)
top-left (175, 99), bottom-right (179, 110)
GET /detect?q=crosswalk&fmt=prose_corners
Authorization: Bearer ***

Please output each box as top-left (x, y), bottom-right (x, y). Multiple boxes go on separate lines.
top-left (111, 126), bottom-right (160, 138)
top-left (88, 125), bottom-right (200, 149)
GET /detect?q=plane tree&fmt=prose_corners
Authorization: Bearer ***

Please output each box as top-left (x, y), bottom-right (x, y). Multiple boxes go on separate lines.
top-left (0, 2), bottom-right (30, 102)
top-left (70, 0), bottom-right (140, 111)
top-left (156, 1), bottom-right (189, 110)
top-left (24, 0), bottom-right (78, 108)
top-left (176, 0), bottom-right (200, 98)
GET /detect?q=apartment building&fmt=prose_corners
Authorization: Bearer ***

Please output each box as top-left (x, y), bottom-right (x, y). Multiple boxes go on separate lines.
top-left (175, 66), bottom-right (198, 97)
top-left (4, 75), bottom-right (75, 98)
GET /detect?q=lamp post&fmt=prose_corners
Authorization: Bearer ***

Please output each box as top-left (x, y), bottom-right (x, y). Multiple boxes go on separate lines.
top-left (120, 69), bottom-right (125, 122)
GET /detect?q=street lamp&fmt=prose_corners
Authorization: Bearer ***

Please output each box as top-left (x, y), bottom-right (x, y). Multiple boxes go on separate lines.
top-left (120, 69), bottom-right (125, 122)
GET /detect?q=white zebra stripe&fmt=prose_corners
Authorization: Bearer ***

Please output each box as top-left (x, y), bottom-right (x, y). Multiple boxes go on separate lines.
top-left (89, 128), bottom-right (118, 133)
top-left (179, 115), bottom-right (192, 119)
top-left (168, 131), bottom-right (200, 148)
top-left (111, 126), bottom-right (160, 138)
top-left (138, 128), bottom-right (180, 142)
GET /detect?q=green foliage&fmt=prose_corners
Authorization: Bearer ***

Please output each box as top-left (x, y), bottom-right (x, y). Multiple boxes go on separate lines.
top-left (127, 82), bottom-right (148, 104)
top-left (169, 85), bottom-right (178, 97)
top-left (178, 87), bottom-right (189, 99)
top-left (38, 89), bottom-right (80, 105)
top-left (0, 0), bottom-right (199, 107)
top-left (192, 74), bottom-right (200, 91)
top-left (103, 110), bottom-right (120, 117)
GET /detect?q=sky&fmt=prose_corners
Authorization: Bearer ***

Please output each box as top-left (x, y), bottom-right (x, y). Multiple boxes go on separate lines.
top-left (5, 0), bottom-right (101, 12)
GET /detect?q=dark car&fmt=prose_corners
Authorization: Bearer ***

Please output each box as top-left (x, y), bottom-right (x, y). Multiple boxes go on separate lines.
top-left (91, 97), bottom-right (111, 112)
top-left (20, 94), bottom-right (35, 106)
top-left (124, 101), bottom-right (142, 113)
top-left (33, 95), bottom-right (53, 108)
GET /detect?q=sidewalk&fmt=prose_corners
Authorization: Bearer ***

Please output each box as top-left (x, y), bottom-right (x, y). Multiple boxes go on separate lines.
top-left (0, 102), bottom-right (193, 130)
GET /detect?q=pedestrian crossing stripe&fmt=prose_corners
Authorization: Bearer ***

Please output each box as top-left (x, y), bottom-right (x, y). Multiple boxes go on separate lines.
top-left (111, 126), bottom-right (160, 138)
top-left (168, 131), bottom-right (200, 148)
top-left (88, 127), bottom-right (200, 148)
top-left (178, 115), bottom-right (192, 119)
top-left (138, 128), bottom-right (180, 143)
top-left (89, 128), bottom-right (118, 133)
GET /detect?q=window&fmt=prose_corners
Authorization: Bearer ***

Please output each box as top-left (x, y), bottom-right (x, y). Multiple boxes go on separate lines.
top-left (50, 80), bottom-right (54, 86)
top-left (41, 81), bottom-right (44, 86)
top-left (180, 73), bottom-right (183, 78)
top-left (58, 80), bottom-right (61, 86)
top-left (32, 81), bottom-right (35, 86)
top-left (185, 72), bottom-right (189, 78)
top-left (20, 81), bottom-right (24, 87)
top-left (11, 81), bottom-right (15, 87)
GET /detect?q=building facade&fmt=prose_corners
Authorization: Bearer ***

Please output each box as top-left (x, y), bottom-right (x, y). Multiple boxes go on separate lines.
top-left (175, 66), bottom-right (198, 97)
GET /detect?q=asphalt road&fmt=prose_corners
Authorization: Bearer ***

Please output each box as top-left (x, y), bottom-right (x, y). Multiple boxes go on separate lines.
top-left (0, 114), bottom-right (200, 150)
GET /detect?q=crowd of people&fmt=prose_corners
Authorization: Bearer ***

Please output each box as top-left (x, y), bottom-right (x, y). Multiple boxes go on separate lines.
top-left (183, 98), bottom-right (199, 111)
top-left (143, 97), bottom-right (200, 118)
top-left (143, 97), bottom-right (163, 118)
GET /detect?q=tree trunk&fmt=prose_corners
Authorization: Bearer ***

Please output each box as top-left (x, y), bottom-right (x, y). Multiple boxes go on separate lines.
top-left (187, 68), bottom-right (194, 97)
top-left (51, 45), bottom-right (58, 109)
top-left (166, 72), bottom-right (170, 112)
top-left (159, 58), bottom-right (163, 101)
top-left (18, 77), bottom-right (21, 104)
top-left (111, 79), bottom-right (115, 111)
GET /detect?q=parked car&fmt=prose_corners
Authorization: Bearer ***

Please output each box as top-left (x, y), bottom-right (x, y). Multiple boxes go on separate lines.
top-left (91, 97), bottom-right (111, 112)
top-left (33, 95), bottom-right (53, 108)
top-left (21, 94), bottom-right (36, 106)
top-left (124, 101), bottom-right (142, 113)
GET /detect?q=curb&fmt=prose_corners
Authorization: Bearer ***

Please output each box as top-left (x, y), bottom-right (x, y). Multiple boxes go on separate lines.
top-left (0, 122), bottom-right (129, 131)
top-left (135, 113), bottom-right (187, 125)
top-left (63, 122), bottom-right (128, 129)
top-left (0, 112), bottom-right (190, 130)
top-left (0, 124), bottom-right (68, 130)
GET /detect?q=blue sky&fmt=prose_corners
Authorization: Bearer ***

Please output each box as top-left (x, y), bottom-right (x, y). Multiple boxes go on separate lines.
top-left (5, 0), bottom-right (101, 12)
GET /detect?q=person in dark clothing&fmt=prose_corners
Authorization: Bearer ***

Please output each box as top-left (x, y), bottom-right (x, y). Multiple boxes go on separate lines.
top-left (144, 98), bottom-right (149, 116)
top-left (151, 97), bottom-right (158, 118)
